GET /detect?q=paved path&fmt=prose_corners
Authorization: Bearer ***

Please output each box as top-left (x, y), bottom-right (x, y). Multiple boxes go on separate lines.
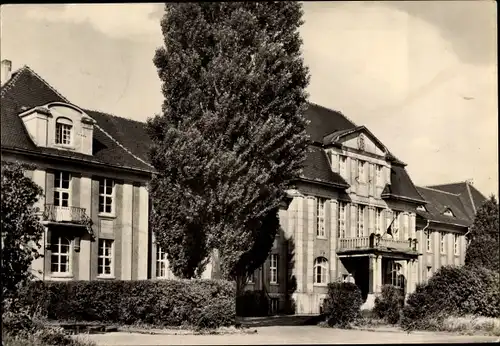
top-left (78, 326), bottom-right (499, 345)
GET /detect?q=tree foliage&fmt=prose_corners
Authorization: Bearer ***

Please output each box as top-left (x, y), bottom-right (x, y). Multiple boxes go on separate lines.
top-left (147, 2), bottom-right (309, 281)
top-left (465, 195), bottom-right (499, 272)
top-left (1, 162), bottom-right (45, 300)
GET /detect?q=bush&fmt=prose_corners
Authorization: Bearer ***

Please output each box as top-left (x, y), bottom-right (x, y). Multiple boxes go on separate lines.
top-left (402, 265), bottom-right (500, 330)
top-left (323, 282), bottom-right (363, 328)
top-left (373, 285), bottom-right (404, 324)
top-left (17, 279), bottom-right (236, 329)
top-left (236, 290), bottom-right (269, 317)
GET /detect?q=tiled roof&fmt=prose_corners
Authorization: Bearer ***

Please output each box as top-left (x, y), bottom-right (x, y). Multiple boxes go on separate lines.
top-left (416, 186), bottom-right (474, 227)
top-left (426, 182), bottom-right (487, 217)
top-left (305, 103), bottom-right (356, 143)
top-left (301, 145), bottom-right (348, 188)
top-left (1, 66), bottom-right (153, 173)
top-left (381, 165), bottom-right (426, 204)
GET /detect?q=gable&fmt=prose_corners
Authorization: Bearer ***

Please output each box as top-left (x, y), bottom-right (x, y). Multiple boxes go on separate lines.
top-left (338, 131), bottom-right (387, 156)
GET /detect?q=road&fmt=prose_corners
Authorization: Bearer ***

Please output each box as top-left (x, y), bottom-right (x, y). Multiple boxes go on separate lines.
top-left (77, 326), bottom-right (499, 345)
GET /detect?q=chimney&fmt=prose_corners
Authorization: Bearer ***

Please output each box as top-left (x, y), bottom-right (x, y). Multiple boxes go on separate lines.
top-left (1, 60), bottom-right (12, 85)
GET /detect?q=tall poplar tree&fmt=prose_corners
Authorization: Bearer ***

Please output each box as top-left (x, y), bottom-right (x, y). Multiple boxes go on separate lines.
top-left (148, 2), bottom-right (309, 285)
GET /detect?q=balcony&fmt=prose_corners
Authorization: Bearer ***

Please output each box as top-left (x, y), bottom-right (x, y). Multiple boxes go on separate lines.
top-left (338, 234), bottom-right (418, 257)
top-left (42, 204), bottom-right (87, 225)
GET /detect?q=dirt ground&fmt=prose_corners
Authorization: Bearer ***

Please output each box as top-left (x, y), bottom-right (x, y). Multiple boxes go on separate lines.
top-left (77, 325), bottom-right (500, 345)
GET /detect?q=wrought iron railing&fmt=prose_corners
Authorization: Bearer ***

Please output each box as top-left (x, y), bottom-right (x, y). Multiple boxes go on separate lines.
top-left (42, 204), bottom-right (87, 224)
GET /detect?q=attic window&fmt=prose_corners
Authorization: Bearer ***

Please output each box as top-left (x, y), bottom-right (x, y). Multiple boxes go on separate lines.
top-left (55, 117), bottom-right (73, 145)
top-left (417, 205), bottom-right (427, 212)
top-left (443, 208), bottom-right (455, 217)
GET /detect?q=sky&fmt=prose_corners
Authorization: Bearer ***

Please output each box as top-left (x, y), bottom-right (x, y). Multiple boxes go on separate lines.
top-left (0, 1), bottom-right (497, 197)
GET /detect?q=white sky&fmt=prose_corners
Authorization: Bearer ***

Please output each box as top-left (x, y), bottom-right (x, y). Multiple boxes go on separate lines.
top-left (0, 1), bottom-right (497, 197)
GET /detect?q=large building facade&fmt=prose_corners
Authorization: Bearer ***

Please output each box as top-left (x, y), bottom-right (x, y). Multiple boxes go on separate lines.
top-left (1, 60), bottom-right (487, 314)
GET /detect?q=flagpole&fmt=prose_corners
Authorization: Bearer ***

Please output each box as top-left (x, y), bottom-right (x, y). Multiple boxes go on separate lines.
top-left (381, 212), bottom-right (398, 238)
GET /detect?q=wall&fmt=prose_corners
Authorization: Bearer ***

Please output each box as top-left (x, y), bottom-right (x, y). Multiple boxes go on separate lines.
top-left (3, 151), bottom-right (150, 281)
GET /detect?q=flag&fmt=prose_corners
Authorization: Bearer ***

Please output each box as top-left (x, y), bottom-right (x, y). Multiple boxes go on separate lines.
top-left (386, 224), bottom-right (393, 237)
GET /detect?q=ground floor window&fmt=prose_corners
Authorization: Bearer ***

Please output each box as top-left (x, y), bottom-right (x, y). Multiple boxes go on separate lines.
top-left (98, 239), bottom-right (114, 277)
top-left (269, 298), bottom-right (279, 315)
top-left (156, 246), bottom-right (168, 278)
top-left (50, 235), bottom-right (71, 274)
top-left (314, 257), bottom-right (328, 284)
top-left (390, 262), bottom-right (405, 291)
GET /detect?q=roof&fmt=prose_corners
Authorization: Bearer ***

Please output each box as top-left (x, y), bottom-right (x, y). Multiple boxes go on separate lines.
top-left (300, 145), bottom-right (348, 188)
top-left (416, 186), bottom-right (476, 227)
top-left (305, 103), bottom-right (356, 143)
top-left (426, 181), bottom-right (488, 217)
top-left (381, 165), bottom-right (426, 204)
top-left (1, 66), bottom-right (153, 172)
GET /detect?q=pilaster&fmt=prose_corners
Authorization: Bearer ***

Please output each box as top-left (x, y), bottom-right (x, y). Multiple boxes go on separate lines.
top-left (295, 196), bottom-right (305, 293)
top-left (329, 200), bottom-right (338, 281)
top-left (306, 196), bottom-right (315, 293)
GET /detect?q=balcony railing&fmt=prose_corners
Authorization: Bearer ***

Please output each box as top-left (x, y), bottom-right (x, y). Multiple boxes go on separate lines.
top-left (338, 234), bottom-right (415, 252)
top-left (42, 204), bottom-right (87, 224)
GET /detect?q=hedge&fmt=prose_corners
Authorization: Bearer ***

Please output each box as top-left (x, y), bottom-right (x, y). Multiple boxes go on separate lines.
top-left (373, 285), bottom-right (404, 324)
top-left (18, 279), bottom-right (236, 329)
top-left (402, 265), bottom-right (500, 330)
top-left (323, 282), bottom-right (363, 328)
top-left (236, 290), bottom-right (269, 317)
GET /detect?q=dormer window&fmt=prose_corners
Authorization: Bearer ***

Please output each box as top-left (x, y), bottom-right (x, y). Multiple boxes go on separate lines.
top-left (55, 117), bottom-right (73, 145)
top-left (443, 208), bottom-right (454, 217)
top-left (417, 205), bottom-right (427, 212)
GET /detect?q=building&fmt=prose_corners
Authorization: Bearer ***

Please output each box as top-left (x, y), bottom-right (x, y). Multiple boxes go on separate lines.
top-left (1, 60), bottom-right (487, 314)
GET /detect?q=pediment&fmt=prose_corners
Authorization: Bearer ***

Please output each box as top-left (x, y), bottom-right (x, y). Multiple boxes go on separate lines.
top-left (323, 126), bottom-right (388, 156)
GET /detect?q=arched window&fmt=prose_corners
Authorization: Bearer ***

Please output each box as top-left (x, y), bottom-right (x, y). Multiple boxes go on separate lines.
top-left (51, 236), bottom-right (71, 274)
top-left (314, 257), bottom-right (328, 284)
top-left (55, 117), bottom-right (73, 145)
top-left (390, 262), bottom-right (405, 290)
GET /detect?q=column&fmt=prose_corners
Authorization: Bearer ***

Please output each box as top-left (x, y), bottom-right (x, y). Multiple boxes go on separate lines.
top-left (295, 196), bottom-right (304, 293)
top-left (78, 175), bottom-right (92, 280)
top-left (306, 197), bottom-right (315, 293)
top-left (137, 185), bottom-right (149, 279)
top-left (368, 255), bottom-right (375, 294)
top-left (350, 203), bottom-right (357, 238)
top-left (121, 183), bottom-right (134, 280)
top-left (376, 255), bottom-right (382, 293)
top-left (329, 200), bottom-right (338, 281)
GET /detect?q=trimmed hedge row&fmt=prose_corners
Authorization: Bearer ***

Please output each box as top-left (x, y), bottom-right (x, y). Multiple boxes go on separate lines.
top-left (18, 279), bottom-right (236, 329)
top-left (402, 265), bottom-right (500, 330)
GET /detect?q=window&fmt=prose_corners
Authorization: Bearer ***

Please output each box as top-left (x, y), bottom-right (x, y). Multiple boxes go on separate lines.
top-left (270, 254), bottom-right (278, 284)
top-left (426, 231), bottom-right (432, 252)
top-left (440, 232), bottom-right (446, 253)
top-left (390, 262), bottom-right (404, 290)
top-left (247, 272), bottom-right (254, 284)
top-left (50, 236), bottom-right (71, 274)
top-left (55, 117), bottom-right (73, 145)
top-left (375, 208), bottom-right (382, 233)
top-left (393, 212), bottom-right (400, 239)
top-left (156, 246), bottom-right (168, 278)
top-left (316, 198), bottom-right (326, 237)
top-left (454, 234), bottom-right (459, 255)
top-left (314, 257), bottom-right (328, 284)
top-left (443, 208), bottom-right (455, 217)
top-left (338, 202), bottom-right (347, 238)
top-left (99, 178), bottom-right (115, 214)
top-left (376, 165), bottom-right (383, 185)
top-left (54, 171), bottom-right (71, 207)
top-left (357, 205), bottom-right (365, 237)
top-left (426, 266), bottom-right (432, 280)
top-left (417, 205), bottom-right (427, 212)
top-left (357, 160), bottom-right (365, 182)
top-left (270, 298), bottom-right (279, 315)
top-left (98, 239), bottom-right (114, 277)
top-left (339, 156), bottom-right (347, 178)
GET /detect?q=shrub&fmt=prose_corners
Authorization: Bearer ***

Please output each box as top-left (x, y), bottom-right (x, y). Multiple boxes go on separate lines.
top-left (17, 279), bottom-right (236, 329)
top-left (323, 282), bottom-right (363, 328)
top-left (236, 290), bottom-right (269, 317)
top-left (402, 265), bottom-right (500, 330)
top-left (373, 285), bottom-right (404, 324)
